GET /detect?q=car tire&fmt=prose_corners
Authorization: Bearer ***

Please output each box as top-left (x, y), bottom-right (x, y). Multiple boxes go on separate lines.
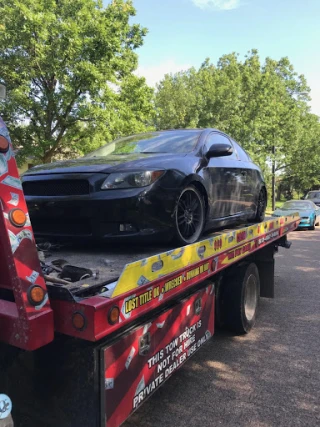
top-left (174, 185), bottom-right (205, 245)
top-left (221, 263), bottom-right (260, 334)
top-left (309, 220), bottom-right (315, 230)
top-left (252, 188), bottom-right (267, 223)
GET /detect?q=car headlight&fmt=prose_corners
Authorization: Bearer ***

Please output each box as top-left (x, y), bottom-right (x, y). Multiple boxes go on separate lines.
top-left (101, 170), bottom-right (165, 190)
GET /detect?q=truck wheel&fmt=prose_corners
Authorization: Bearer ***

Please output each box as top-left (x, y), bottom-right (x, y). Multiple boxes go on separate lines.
top-left (223, 263), bottom-right (260, 334)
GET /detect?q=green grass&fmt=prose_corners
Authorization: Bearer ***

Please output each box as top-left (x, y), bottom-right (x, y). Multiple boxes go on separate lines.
top-left (266, 200), bottom-right (284, 215)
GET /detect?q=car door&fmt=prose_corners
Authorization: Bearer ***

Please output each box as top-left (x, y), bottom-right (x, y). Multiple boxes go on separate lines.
top-left (202, 132), bottom-right (242, 218)
top-left (313, 202), bottom-right (320, 224)
top-left (231, 139), bottom-right (256, 215)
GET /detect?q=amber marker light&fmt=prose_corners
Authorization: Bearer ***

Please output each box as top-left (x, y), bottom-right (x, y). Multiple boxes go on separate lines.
top-left (9, 209), bottom-right (26, 227)
top-left (72, 312), bottom-right (87, 331)
top-left (108, 306), bottom-right (120, 325)
top-left (0, 136), bottom-right (9, 153)
top-left (28, 285), bottom-right (46, 306)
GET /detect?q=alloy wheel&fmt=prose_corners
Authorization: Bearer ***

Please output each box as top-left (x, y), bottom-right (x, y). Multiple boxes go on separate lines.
top-left (176, 187), bottom-right (205, 244)
top-left (255, 189), bottom-right (266, 221)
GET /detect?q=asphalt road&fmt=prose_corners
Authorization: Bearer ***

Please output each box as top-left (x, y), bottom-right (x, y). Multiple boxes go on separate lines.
top-left (123, 228), bottom-right (320, 427)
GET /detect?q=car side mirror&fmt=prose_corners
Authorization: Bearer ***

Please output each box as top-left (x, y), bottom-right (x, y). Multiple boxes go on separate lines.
top-left (206, 143), bottom-right (233, 158)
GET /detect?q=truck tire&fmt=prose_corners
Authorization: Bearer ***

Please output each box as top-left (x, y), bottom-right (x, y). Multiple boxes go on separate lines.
top-left (223, 263), bottom-right (260, 334)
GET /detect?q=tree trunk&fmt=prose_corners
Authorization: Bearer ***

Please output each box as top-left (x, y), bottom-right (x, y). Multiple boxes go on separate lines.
top-left (42, 152), bottom-right (53, 163)
top-left (276, 182), bottom-right (282, 202)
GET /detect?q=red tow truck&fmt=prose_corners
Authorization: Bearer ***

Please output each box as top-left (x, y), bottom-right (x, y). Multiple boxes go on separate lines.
top-left (0, 99), bottom-right (299, 426)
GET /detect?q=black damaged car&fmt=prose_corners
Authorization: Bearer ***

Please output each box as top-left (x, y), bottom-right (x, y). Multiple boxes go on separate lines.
top-left (22, 129), bottom-right (267, 245)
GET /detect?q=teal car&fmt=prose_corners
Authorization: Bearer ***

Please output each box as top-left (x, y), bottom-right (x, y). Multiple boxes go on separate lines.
top-left (272, 200), bottom-right (320, 230)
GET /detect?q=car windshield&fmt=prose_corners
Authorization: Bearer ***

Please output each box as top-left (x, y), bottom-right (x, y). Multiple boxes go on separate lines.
top-left (84, 130), bottom-right (202, 157)
top-left (281, 201), bottom-right (314, 210)
top-left (306, 191), bottom-right (320, 199)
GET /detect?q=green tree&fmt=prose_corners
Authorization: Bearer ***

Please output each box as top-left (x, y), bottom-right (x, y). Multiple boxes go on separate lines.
top-left (282, 112), bottom-right (320, 192)
top-left (0, 0), bottom-right (154, 164)
top-left (155, 50), bottom-right (320, 208)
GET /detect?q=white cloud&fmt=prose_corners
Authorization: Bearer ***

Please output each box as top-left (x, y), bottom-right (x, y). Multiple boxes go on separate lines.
top-left (136, 59), bottom-right (192, 87)
top-left (192, 0), bottom-right (240, 10)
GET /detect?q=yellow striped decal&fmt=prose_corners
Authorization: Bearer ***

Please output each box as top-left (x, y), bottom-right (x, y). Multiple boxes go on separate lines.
top-left (111, 214), bottom-right (299, 298)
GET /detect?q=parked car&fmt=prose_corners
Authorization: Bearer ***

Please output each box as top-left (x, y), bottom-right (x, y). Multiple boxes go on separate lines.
top-left (22, 129), bottom-right (267, 244)
top-left (305, 190), bottom-right (320, 207)
top-left (272, 200), bottom-right (320, 230)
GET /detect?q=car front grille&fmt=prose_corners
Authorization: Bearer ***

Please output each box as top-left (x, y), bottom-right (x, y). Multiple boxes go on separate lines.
top-left (32, 218), bottom-right (92, 236)
top-left (23, 179), bottom-right (90, 196)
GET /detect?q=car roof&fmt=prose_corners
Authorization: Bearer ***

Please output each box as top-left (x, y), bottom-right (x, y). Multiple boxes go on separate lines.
top-left (164, 128), bottom-right (219, 132)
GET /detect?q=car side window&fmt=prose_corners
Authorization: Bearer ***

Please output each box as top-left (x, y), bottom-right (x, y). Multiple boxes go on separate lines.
top-left (231, 139), bottom-right (250, 162)
top-left (204, 133), bottom-right (237, 159)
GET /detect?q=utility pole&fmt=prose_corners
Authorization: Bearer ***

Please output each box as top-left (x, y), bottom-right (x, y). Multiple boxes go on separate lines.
top-left (272, 144), bottom-right (276, 211)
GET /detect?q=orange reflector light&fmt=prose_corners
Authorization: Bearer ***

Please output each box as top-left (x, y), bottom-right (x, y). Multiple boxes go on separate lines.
top-left (108, 306), bottom-right (120, 325)
top-left (72, 312), bottom-right (87, 331)
top-left (0, 136), bottom-right (9, 153)
top-left (9, 209), bottom-right (26, 227)
top-left (28, 285), bottom-right (46, 306)
top-left (151, 170), bottom-right (165, 181)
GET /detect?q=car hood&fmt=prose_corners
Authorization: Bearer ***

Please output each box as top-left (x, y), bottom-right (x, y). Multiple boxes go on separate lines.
top-left (23, 153), bottom-right (187, 175)
top-left (273, 209), bottom-right (314, 217)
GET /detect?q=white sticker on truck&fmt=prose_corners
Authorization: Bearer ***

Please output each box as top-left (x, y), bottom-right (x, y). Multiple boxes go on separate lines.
top-left (0, 394), bottom-right (12, 420)
top-left (0, 155), bottom-right (8, 177)
top-left (1, 175), bottom-right (22, 190)
top-left (8, 192), bottom-right (19, 207)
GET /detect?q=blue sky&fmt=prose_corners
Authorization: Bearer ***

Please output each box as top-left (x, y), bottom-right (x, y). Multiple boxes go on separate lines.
top-left (129, 0), bottom-right (320, 115)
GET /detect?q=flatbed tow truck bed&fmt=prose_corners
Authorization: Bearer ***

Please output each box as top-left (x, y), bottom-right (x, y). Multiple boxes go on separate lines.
top-left (0, 114), bottom-right (300, 427)
top-left (35, 216), bottom-right (297, 342)
top-left (41, 219), bottom-right (280, 301)
top-left (43, 241), bottom-right (175, 287)
top-left (43, 222), bottom-right (274, 285)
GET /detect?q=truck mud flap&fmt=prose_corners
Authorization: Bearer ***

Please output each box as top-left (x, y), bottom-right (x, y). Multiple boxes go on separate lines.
top-left (101, 285), bottom-right (215, 427)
